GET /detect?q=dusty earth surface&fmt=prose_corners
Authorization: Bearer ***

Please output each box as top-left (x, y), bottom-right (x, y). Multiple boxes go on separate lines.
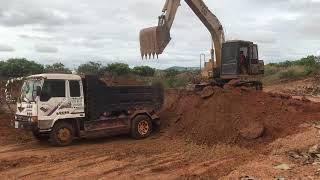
top-left (1, 81), bottom-right (320, 179)
top-left (264, 78), bottom-right (320, 102)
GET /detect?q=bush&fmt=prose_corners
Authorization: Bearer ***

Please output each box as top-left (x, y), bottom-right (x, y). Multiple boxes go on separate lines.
top-left (164, 69), bottom-right (179, 78)
top-left (45, 63), bottom-right (71, 74)
top-left (77, 61), bottom-right (103, 75)
top-left (0, 58), bottom-right (44, 78)
top-left (263, 55), bottom-right (319, 83)
top-left (101, 63), bottom-right (130, 76)
top-left (264, 65), bottom-right (279, 76)
top-left (278, 66), bottom-right (310, 80)
top-left (269, 55), bottom-right (317, 68)
top-left (294, 56), bottom-right (317, 66)
top-left (132, 66), bottom-right (155, 77)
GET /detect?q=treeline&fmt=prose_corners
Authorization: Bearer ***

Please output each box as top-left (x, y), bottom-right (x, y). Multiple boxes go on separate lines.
top-left (263, 55), bottom-right (320, 83)
top-left (268, 55), bottom-right (319, 67)
top-left (77, 61), bottom-right (155, 77)
top-left (0, 58), bottom-right (156, 79)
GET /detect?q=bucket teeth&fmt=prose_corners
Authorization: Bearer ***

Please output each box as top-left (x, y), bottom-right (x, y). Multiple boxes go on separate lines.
top-left (139, 26), bottom-right (171, 59)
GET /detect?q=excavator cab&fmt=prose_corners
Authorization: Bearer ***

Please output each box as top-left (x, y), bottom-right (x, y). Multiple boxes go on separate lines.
top-left (220, 40), bottom-right (264, 79)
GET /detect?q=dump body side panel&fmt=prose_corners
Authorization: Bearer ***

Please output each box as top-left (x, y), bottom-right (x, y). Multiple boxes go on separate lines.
top-left (83, 76), bottom-right (164, 121)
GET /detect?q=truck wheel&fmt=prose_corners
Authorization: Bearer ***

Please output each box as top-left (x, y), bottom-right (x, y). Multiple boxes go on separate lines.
top-left (49, 122), bottom-right (74, 146)
top-left (131, 115), bottom-right (152, 139)
top-left (32, 130), bottom-right (49, 142)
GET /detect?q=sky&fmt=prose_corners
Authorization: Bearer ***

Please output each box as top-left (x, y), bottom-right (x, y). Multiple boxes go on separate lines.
top-left (0, 0), bottom-right (319, 69)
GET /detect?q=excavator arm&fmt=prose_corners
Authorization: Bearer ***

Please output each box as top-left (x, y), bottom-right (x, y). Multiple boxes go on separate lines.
top-left (140, 0), bottom-right (225, 68)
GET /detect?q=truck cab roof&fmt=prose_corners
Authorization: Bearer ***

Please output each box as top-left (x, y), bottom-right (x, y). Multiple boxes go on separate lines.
top-left (225, 40), bottom-right (254, 44)
top-left (27, 74), bottom-right (81, 80)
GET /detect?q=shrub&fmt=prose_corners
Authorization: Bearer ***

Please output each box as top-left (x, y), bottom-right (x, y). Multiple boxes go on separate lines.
top-left (103, 63), bottom-right (131, 76)
top-left (0, 58), bottom-right (44, 78)
top-left (132, 66), bottom-right (155, 77)
top-left (77, 61), bottom-right (103, 75)
top-left (45, 63), bottom-right (71, 74)
top-left (278, 66), bottom-right (310, 80)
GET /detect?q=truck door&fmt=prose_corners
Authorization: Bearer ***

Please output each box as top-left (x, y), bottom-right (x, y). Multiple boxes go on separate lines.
top-left (38, 80), bottom-right (67, 129)
top-left (68, 80), bottom-right (85, 117)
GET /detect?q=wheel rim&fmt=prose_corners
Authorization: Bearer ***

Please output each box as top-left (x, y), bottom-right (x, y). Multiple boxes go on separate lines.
top-left (138, 120), bottom-right (149, 136)
top-left (57, 128), bottom-right (71, 142)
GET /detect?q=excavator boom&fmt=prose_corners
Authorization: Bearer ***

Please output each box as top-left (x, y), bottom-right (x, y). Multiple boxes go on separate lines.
top-left (139, 0), bottom-right (225, 68)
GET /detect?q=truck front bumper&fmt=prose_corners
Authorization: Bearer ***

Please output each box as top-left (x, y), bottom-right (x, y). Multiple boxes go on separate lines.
top-left (14, 115), bottom-right (37, 130)
top-left (14, 120), bottom-right (37, 129)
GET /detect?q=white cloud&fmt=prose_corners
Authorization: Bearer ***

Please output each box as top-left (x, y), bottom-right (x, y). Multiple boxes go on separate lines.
top-left (0, 0), bottom-right (319, 68)
top-left (0, 44), bottom-right (14, 52)
top-left (34, 44), bottom-right (58, 53)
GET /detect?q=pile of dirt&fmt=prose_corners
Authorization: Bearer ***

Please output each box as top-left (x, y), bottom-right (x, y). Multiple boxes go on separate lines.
top-left (0, 114), bottom-right (32, 145)
top-left (162, 87), bottom-right (320, 147)
top-left (100, 73), bottom-right (147, 86)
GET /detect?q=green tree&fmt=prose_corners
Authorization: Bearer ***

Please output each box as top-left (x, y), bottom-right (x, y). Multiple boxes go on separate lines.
top-left (45, 62), bottom-right (71, 74)
top-left (77, 61), bottom-right (102, 75)
top-left (132, 66), bottom-right (155, 77)
top-left (0, 61), bottom-right (5, 79)
top-left (104, 63), bottom-right (130, 75)
top-left (0, 58), bottom-right (44, 78)
top-left (295, 55), bottom-right (317, 66)
top-left (164, 69), bottom-right (179, 78)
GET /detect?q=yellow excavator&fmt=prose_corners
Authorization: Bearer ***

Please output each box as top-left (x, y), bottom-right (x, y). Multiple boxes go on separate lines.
top-left (140, 0), bottom-right (264, 89)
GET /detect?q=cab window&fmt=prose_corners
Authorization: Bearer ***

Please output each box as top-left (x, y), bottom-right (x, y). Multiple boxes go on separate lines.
top-left (69, 81), bottom-right (81, 97)
top-left (40, 80), bottom-right (66, 101)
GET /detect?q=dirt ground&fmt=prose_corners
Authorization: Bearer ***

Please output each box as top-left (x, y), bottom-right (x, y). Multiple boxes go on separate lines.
top-left (264, 78), bottom-right (320, 102)
top-left (1, 80), bottom-right (320, 179)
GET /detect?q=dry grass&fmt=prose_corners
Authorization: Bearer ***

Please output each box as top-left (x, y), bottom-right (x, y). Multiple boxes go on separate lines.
top-left (262, 65), bottom-right (313, 85)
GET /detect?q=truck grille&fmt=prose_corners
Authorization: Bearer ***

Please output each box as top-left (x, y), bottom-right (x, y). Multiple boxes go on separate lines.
top-left (15, 115), bottom-right (30, 122)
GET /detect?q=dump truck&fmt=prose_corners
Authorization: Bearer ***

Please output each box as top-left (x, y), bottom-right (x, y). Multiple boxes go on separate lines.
top-left (14, 74), bottom-right (163, 146)
top-left (140, 0), bottom-right (264, 89)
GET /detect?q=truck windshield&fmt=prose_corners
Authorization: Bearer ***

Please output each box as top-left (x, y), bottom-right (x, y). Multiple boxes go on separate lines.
top-left (21, 79), bottom-right (42, 102)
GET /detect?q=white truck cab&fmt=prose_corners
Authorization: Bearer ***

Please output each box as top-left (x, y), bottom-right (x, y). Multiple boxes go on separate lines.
top-left (15, 74), bottom-right (84, 131)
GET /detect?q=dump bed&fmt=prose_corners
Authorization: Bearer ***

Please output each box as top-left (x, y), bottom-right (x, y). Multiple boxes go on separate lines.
top-left (83, 76), bottom-right (164, 120)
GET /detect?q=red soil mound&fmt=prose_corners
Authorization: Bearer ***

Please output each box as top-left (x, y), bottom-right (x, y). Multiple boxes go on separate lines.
top-left (162, 87), bottom-right (320, 146)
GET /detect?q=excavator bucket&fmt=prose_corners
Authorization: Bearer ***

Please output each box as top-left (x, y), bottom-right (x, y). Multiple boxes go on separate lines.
top-left (139, 26), bottom-right (171, 59)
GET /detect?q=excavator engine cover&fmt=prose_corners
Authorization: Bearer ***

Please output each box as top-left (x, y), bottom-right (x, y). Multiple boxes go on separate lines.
top-left (139, 26), bottom-right (171, 59)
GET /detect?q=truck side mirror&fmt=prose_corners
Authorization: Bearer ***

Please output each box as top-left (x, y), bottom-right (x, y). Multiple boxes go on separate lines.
top-left (36, 86), bottom-right (41, 96)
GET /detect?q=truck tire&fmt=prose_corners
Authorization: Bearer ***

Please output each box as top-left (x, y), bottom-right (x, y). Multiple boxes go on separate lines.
top-left (49, 122), bottom-right (75, 146)
top-left (131, 115), bottom-right (152, 139)
top-left (32, 130), bottom-right (49, 142)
